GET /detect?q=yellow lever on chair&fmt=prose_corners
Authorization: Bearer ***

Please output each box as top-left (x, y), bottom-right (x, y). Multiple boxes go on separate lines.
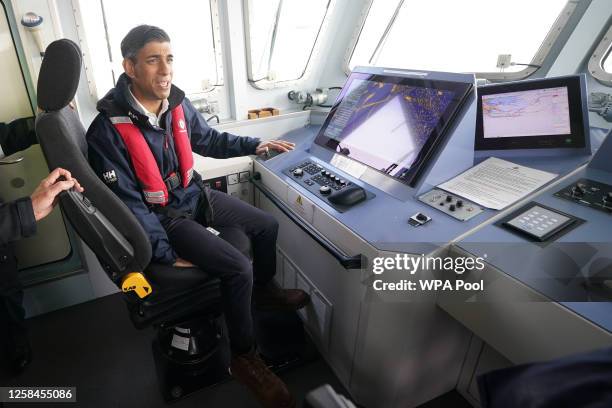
top-left (121, 272), bottom-right (153, 298)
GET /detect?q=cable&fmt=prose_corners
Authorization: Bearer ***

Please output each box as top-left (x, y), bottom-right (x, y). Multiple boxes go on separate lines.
top-left (510, 62), bottom-right (542, 68)
top-left (206, 115), bottom-right (220, 124)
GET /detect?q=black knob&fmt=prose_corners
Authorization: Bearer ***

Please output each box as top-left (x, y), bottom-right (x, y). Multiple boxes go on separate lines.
top-left (416, 213), bottom-right (427, 221)
top-left (319, 185), bottom-right (332, 195)
top-left (604, 192), bottom-right (612, 204)
top-left (292, 168), bottom-right (303, 177)
top-left (449, 204), bottom-right (456, 212)
top-left (339, 179), bottom-right (346, 185)
top-left (321, 170), bottom-right (326, 175)
top-left (572, 184), bottom-right (585, 197)
top-left (456, 200), bottom-right (463, 208)
top-left (446, 195), bottom-right (453, 202)
top-left (324, 171), bottom-right (331, 178)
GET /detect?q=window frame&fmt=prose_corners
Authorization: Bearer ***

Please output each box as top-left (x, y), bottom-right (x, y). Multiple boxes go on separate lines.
top-left (72, 0), bottom-right (225, 101)
top-left (343, 0), bottom-right (580, 81)
top-left (588, 23), bottom-right (612, 85)
top-left (243, 0), bottom-right (334, 90)
top-left (1, 0), bottom-right (36, 115)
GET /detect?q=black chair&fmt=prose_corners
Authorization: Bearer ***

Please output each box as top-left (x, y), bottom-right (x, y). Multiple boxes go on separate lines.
top-left (35, 38), bottom-right (236, 401)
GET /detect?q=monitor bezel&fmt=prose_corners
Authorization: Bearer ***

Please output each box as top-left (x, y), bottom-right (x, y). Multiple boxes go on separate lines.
top-left (313, 69), bottom-right (473, 187)
top-left (475, 76), bottom-right (586, 151)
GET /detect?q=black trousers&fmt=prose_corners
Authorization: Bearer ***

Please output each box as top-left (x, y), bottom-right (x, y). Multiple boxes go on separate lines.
top-left (0, 249), bottom-right (27, 349)
top-left (163, 189), bottom-right (278, 353)
top-left (478, 347), bottom-right (612, 408)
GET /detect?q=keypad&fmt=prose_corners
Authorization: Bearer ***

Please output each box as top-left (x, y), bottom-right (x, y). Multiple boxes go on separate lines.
top-left (505, 205), bottom-right (575, 241)
top-left (287, 160), bottom-right (351, 192)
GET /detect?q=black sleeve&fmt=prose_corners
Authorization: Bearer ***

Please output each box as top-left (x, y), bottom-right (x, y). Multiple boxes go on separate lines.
top-left (0, 117), bottom-right (38, 157)
top-left (0, 198), bottom-right (37, 245)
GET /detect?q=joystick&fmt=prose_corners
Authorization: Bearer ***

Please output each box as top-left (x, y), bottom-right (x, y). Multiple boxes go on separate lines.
top-left (604, 192), bottom-right (612, 208)
top-left (571, 184), bottom-right (585, 197)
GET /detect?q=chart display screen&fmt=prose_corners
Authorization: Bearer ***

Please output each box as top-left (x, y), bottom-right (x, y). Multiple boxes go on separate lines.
top-left (482, 87), bottom-right (571, 138)
top-left (315, 72), bottom-right (472, 186)
top-left (475, 76), bottom-right (586, 150)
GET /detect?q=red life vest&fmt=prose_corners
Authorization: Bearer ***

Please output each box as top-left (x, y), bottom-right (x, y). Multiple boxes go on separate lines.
top-left (110, 104), bottom-right (194, 206)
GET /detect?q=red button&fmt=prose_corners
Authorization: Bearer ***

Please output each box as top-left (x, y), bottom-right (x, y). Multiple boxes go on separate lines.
top-left (215, 181), bottom-right (222, 188)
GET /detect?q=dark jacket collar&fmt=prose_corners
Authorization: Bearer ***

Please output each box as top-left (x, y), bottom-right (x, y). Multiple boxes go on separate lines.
top-left (96, 73), bottom-right (185, 126)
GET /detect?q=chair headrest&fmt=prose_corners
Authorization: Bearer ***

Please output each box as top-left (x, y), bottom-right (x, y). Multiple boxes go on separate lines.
top-left (37, 39), bottom-right (82, 112)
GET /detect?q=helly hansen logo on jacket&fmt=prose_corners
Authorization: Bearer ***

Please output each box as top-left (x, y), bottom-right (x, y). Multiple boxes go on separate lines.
top-left (102, 170), bottom-right (117, 184)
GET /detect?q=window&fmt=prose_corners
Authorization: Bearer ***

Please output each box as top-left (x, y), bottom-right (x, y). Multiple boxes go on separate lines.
top-left (0, 3), bottom-right (32, 122)
top-left (588, 24), bottom-right (612, 85)
top-left (244, 0), bottom-right (332, 87)
top-left (347, 0), bottom-right (575, 79)
top-left (75, 0), bottom-right (223, 100)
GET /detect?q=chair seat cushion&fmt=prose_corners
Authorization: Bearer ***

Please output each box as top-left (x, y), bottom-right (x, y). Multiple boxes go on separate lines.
top-left (126, 225), bottom-right (253, 328)
top-left (145, 263), bottom-right (216, 291)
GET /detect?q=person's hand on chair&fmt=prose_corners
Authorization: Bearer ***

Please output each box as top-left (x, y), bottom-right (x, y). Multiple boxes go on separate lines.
top-left (174, 257), bottom-right (195, 268)
top-left (30, 167), bottom-right (84, 221)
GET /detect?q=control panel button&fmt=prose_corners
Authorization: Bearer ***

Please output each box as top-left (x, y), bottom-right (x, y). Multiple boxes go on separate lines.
top-left (292, 168), bottom-right (304, 177)
top-left (319, 185), bottom-right (332, 195)
top-left (572, 184), bottom-right (585, 197)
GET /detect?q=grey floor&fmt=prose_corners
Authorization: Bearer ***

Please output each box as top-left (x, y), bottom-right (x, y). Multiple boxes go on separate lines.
top-left (0, 293), bottom-right (471, 408)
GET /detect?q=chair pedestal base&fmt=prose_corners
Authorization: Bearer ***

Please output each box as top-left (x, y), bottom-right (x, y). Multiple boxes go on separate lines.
top-left (151, 309), bottom-right (317, 402)
top-left (152, 319), bottom-right (231, 402)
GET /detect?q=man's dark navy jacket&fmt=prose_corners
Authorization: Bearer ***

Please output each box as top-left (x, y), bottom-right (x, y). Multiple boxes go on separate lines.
top-left (87, 74), bottom-right (260, 265)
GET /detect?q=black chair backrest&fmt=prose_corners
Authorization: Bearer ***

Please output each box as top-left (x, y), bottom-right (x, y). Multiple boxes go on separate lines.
top-left (35, 39), bottom-right (151, 278)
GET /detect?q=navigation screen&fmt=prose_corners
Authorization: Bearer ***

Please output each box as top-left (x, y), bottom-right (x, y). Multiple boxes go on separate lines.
top-left (482, 87), bottom-right (571, 138)
top-left (475, 75), bottom-right (587, 151)
top-left (315, 72), bottom-right (472, 186)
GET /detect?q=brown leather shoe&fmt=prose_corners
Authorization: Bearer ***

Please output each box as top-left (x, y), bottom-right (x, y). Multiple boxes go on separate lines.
top-left (253, 282), bottom-right (310, 311)
top-left (230, 349), bottom-right (296, 408)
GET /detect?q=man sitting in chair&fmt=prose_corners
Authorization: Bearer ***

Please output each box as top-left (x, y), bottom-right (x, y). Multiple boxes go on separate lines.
top-left (86, 25), bottom-right (309, 408)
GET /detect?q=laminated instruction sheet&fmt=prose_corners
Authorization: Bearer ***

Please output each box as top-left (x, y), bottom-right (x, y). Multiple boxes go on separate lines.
top-left (438, 157), bottom-right (557, 210)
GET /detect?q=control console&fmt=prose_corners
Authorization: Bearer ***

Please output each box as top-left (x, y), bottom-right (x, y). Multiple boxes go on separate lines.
top-left (419, 188), bottom-right (484, 221)
top-left (284, 160), bottom-right (373, 212)
top-left (554, 179), bottom-right (612, 214)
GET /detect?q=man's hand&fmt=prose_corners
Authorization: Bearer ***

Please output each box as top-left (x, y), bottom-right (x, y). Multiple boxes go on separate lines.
top-left (174, 257), bottom-right (196, 268)
top-left (255, 140), bottom-right (295, 156)
top-left (30, 168), bottom-right (84, 221)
